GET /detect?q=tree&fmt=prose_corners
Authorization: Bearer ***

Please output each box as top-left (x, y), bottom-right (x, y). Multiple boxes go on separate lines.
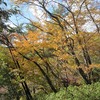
top-left (1, 0), bottom-right (99, 98)
top-left (0, 1), bottom-right (34, 99)
top-left (12, 0), bottom-right (100, 81)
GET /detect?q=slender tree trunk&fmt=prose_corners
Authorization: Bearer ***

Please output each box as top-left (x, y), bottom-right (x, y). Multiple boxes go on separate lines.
top-left (72, 50), bottom-right (91, 84)
top-left (19, 52), bottom-right (57, 93)
top-left (34, 61), bottom-right (57, 93)
top-left (21, 82), bottom-right (33, 100)
top-left (7, 42), bottom-right (33, 100)
top-left (67, 38), bottom-right (91, 84)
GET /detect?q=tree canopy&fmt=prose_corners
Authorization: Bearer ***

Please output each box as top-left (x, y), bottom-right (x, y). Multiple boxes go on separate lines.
top-left (0, 0), bottom-right (100, 100)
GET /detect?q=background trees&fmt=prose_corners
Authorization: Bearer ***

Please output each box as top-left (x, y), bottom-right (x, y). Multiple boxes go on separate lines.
top-left (0, 0), bottom-right (100, 99)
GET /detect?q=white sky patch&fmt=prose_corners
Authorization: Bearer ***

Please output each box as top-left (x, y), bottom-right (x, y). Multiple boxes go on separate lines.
top-left (48, 0), bottom-right (59, 8)
top-left (81, 21), bottom-right (97, 32)
top-left (5, 21), bottom-right (16, 28)
top-left (93, 14), bottom-right (100, 20)
top-left (29, 0), bottom-right (59, 22)
top-left (29, 5), bottom-right (46, 23)
top-left (71, 4), bottom-right (79, 12)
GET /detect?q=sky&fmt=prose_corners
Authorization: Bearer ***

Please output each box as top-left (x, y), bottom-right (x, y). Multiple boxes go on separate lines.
top-left (1, 0), bottom-right (100, 32)
top-left (2, 0), bottom-right (34, 28)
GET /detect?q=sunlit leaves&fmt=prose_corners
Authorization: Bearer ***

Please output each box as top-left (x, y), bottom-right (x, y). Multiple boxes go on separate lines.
top-left (9, 0), bottom-right (100, 93)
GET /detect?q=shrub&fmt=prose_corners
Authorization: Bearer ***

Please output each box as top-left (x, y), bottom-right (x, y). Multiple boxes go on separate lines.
top-left (34, 82), bottom-right (100, 100)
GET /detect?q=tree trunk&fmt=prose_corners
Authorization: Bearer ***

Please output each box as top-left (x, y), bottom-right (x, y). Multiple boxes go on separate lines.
top-left (34, 61), bottom-right (57, 93)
